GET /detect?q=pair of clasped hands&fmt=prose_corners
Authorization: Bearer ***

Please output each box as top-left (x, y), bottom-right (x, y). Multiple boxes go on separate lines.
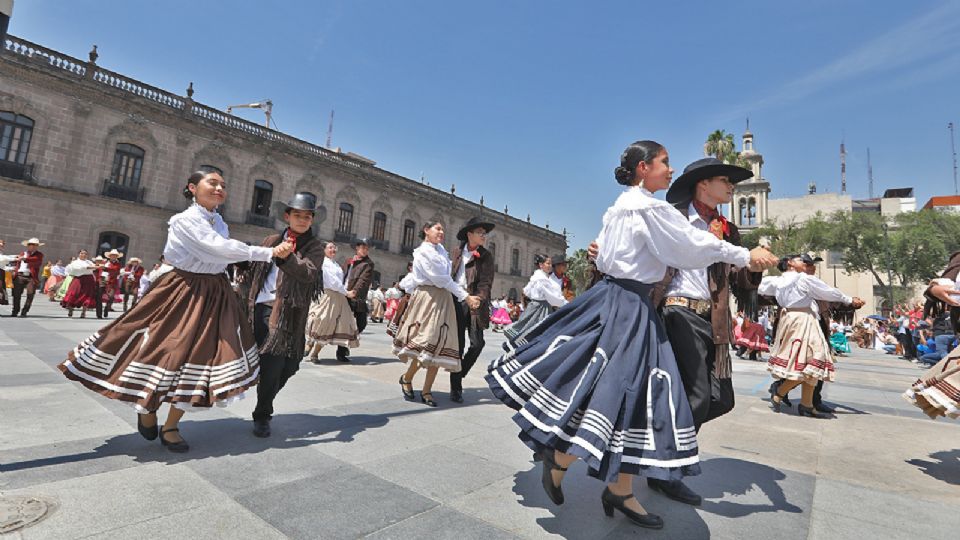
top-left (271, 240), bottom-right (295, 260)
top-left (585, 242), bottom-right (779, 273)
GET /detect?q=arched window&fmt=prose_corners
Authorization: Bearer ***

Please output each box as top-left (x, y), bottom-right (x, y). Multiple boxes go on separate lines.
top-left (0, 111), bottom-right (34, 165)
top-left (508, 287), bottom-right (519, 302)
top-left (511, 248), bottom-right (520, 275)
top-left (489, 241), bottom-right (498, 272)
top-left (110, 143), bottom-right (145, 187)
top-left (97, 231), bottom-right (129, 261)
top-left (372, 212), bottom-right (387, 242)
top-left (337, 202), bottom-right (354, 234)
top-left (738, 197), bottom-right (748, 225)
top-left (251, 180), bottom-right (273, 216)
top-left (402, 220), bottom-right (416, 248)
top-left (746, 197), bottom-right (757, 226)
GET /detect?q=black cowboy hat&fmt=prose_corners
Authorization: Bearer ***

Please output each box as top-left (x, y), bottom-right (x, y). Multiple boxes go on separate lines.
top-left (666, 157), bottom-right (754, 205)
top-left (283, 192), bottom-right (317, 213)
top-left (353, 237), bottom-right (370, 247)
top-left (552, 254), bottom-right (568, 266)
top-left (457, 216), bottom-right (496, 242)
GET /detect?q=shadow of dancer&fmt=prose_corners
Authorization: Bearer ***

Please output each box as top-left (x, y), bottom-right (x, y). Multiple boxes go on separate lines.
top-left (687, 457), bottom-right (802, 518)
top-left (907, 449), bottom-right (960, 486)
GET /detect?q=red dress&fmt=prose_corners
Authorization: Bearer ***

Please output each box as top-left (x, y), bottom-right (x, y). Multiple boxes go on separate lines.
top-left (735, 321), bottom-right (770, 352)
top-left (61, 266), bottom-right (98, 309)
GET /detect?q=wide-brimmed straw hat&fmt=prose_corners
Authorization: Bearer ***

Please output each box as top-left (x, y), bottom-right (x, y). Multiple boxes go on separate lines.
top-left (21, 237), bottom-right (45, 247)
top-left (104, 249), bottom-right (123, 258)
top-left (128, 257), bottom-right (142, 264)
top-left (666, 157), bottom-right (754, 205)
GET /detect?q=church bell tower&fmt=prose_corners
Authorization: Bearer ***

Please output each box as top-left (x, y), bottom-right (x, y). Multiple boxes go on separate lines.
top-left (731, 120), bottom-right (770, 231)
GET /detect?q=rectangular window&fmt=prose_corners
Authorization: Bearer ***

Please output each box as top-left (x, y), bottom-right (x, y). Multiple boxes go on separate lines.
top-left (373, 212), bottom-right (387, 242)
top-left (110, 143), bottom-right (145, 187)
top-left (338, 203), bottom-right (354, 234)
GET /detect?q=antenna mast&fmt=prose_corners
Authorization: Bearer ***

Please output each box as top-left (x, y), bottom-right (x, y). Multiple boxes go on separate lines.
top-left (326, 110), bottom-right (335, 149)
top-left (867, 147), bottom-right (874, 199)
top-left (840, 138), bottom-right (847, 194)
top-left (950, 122), bottom-right (958, 195)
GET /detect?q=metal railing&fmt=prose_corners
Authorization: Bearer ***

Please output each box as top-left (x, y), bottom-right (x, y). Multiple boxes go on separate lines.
top-left (400, 245), bottom-right (414, 256)
top-left (0, 161), bottom-right (36, 182)
top-left (334, 230), bottom-right (356, 244)
top-left (245, 211), bottom-right (274, 228)
top-left (101, 178), bottom-right (145, 202)
top-left (370, 239), bottom-right (389, 251)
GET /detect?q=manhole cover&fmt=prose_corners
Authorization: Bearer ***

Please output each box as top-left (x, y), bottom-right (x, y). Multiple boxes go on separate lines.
top-left (0, 495), bottom-right (57, 533)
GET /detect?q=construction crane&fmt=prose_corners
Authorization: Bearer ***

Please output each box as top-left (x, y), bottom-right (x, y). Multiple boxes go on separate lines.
top-left (226, 100), bottom-right (273, 128)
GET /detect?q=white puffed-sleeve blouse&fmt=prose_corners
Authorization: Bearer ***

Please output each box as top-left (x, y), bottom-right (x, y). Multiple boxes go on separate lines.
top-left (399, 241), bottom-right (469, 301)
top-left (523, 269), bottom-right (567, 307)
top-left (322, 257), bottom-right (349, 295)
top-left (163, 203), bottom-right (274, 274)
top-left (594, 186), bottom-right (751, 283)
top-left (758, 271), bottom-right (852, 318)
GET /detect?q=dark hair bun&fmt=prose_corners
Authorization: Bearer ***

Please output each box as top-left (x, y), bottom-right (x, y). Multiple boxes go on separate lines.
top-left (614, 166), bottom-right (635, 185)
top-left (534, 254), bottom-right (548, 267)
top-left (182, 186), bottom-right (193, 199)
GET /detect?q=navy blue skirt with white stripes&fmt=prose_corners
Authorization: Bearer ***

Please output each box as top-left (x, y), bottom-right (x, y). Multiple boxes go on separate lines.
top-left (486, 276), bottom-right (700, 483)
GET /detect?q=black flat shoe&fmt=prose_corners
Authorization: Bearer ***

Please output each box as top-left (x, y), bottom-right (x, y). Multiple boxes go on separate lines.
top-left (768, 381), bottom-right (791, 409)
top-left (771, 397), bottom-right (782, 413)
top-left (399, 376), bottom-right (415, 401)
top-left (647, 478), bottom-right (702, 506)
top-left (797, 404), bottom-right (826, 419)
top-left (421, 391), bottom-right (438, 407)
top-left (450, 389), bottom-right (464, 403)
top-left (137, 413), bottom-right (158, 441)
top-left (538, 448), bottom-right (566, 505)
top-left (601, 488), bottom-right (663, 529)
top-left (160, 428), bottom-right (190, 453)
top-left (252, 419), bottom-right (271, 438)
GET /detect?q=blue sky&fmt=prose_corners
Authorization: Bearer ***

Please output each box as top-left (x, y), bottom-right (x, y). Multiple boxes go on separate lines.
top-left (10, 1), bottom-right (960, 249)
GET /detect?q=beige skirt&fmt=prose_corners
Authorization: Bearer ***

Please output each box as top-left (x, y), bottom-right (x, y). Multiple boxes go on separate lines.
top-left (767, 309), bottom-right (835, 383)
top-left (305, 289), bottom-right (359, 349)
top-left (391, 285), bottom-right (461, 372)
top-left (903, 347), bottom-right (960, 419)
top-left (370, 298), bottom-right (385, 319)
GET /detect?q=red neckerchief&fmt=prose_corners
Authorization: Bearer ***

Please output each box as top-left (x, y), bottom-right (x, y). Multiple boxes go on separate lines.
top-left (467, 245), bottom-right (480, 259)
top-left (284, 230), bottom-right (299, 252)
top-left (692, 199), bottom-right (729, 239)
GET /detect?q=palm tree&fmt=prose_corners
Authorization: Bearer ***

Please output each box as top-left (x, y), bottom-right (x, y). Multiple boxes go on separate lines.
top-left (704, 130), bottom-right (735, 161)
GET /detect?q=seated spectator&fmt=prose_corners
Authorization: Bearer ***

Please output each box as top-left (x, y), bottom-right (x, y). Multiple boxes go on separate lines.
top-left (919, 311), bottom-right (955, 366)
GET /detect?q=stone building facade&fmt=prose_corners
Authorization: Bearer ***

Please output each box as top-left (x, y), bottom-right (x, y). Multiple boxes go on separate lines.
top-left (0, 35), bottom-right (566, 300)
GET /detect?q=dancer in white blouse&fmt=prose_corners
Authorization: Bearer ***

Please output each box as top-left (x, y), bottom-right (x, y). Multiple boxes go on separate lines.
top-left (761, 255), bottom-right (862, 417)
top-left (59, 170), bottom-right (292, 453)
top-left (306, 242), bottom-right (360, 362)
top-left (60, 250), bottom-right (101, 318)
top-left (393, 220), bottom-right (482, 407)
top-left (487, 140), bottom-right (777, 529)
top-left (502, 255), bottom-right (567, 347)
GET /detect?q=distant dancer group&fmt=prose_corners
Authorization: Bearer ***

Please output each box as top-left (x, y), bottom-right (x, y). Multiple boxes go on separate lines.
top-left (49, 135), bottom-right (956, 533)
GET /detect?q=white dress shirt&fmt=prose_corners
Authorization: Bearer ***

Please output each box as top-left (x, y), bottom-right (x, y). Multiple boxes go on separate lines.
top-left (454, 246), bottom-right (473, 291)
top-left (758, 271), bottom-right (852, 318)
top-left (163, 203), bottom-right (274, 274)
top-left (51, 264), bottom-right (67, 277)
top-left (663, 203), bottom-right (714, 300)
top-left (594, 186), bottom-right (750, 283)
top-left (399, 241), bottom-right (469, 301)
top-left (255, 264), bottom-right (279, 304)
top-left (322, 257), bottom-right (349, 295)
top-left (523, 269), bottom-right (567, 308)
top-left (385, 286), bottom-right (402, 300)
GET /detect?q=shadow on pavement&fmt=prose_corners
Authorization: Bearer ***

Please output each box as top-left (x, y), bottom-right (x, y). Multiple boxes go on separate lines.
top-left (906, 449), bottom-right (960, 486)
top-left (689, 457), bottom-right (802, 517)
top-left (1, 388), bottom-right (493, 472)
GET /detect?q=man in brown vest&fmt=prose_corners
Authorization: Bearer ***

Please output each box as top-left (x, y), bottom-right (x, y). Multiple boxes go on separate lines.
top-left (449, 217), bottom-right (494, 403)
top-left (337, 238), bottom-right (374, 362)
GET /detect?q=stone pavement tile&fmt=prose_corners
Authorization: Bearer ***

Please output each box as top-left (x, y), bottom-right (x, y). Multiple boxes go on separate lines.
top-left (0, 371), bottom-right (65, 387)
top-left (809, 478), bottom-right (960, 540)
top-left (0, 383), bottom-right (132, 452)
top-left (236, 466), bottom-right (437, 540)
top-left (358, 444), bottom-right (517, 502)
top-left (696, 403), bottom-right (823, 476)
top-left (0, 434), bottom-right (151, 490)
top-left (815, 414), bottom-right (960, 504)
top-left (8, 463), bottom-right (246, 539)
top-left (448, 461), bottom-right (624, 539)
top-left (78, 504), bottom-right (287, 540)
top-left (185, 444), bottom-right (345, 497)
top-left (444, 426), bottom-right (538, 471)
top-left (0, 350), bottom-right (54, 376)
top-left (364, 505), bottom-right (520, 539)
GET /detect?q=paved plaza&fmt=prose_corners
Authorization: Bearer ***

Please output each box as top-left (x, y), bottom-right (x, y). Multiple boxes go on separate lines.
top-left (1, 300), bottom-right (959, 539)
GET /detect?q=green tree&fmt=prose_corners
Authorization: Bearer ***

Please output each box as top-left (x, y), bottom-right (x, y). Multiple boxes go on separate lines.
top-left (565, 248), bottom-right (594, 295)
top-left (704, 130), bottom-right (735, 162)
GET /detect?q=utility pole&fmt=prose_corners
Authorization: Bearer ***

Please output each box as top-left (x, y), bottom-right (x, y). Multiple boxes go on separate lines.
top-left (840, 138), bottom-right (847, 194)
top-left (326, 109), bottom-right (335, 149)
top-left (950, 122), bottom-right (958, 195)
top-left (867, 147), bottom-right (874, 199)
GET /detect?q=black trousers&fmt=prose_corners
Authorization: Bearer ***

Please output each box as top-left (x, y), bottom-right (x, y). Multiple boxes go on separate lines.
top-left (450, 299), bottom-right (486, 393)
top-left (252, 304), bottom-right (301, 422)
top-left (661, 305), bottom-right (733, 431)
top-left (337, 311), bottom-right (367, 357)
top-left (11, 275), bottom-right (37, 315)
top-left (896, 332), bottom-right (916, 359)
